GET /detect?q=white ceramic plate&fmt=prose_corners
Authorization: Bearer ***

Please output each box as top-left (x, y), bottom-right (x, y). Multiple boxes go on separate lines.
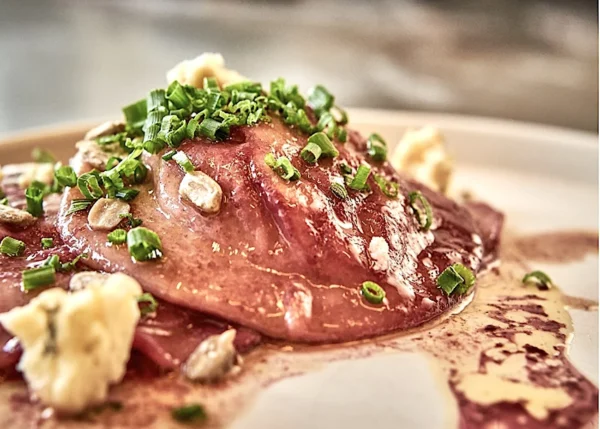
top-left (0, 111), bottom-right (597, 428)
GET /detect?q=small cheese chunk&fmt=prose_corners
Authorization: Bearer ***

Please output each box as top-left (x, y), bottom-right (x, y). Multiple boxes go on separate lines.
top-left (183, 329), bottom-right (240, 383)
top-left (167, 53), bottom-right (247, 89)
top-left (0, 204), bottom-right (35, 226)
top-left (179, 171), bottom-right (223, 214)
top-left (2, 163), bottom-right (55, 189)
top-left (390, 127), bottom-right (453, 194)
top-left (87, 198), bottom-right (130, 231)
top-left (0, 273), bottom-right (142, 413)
top-left (368, 236), bottom-right (390, 272)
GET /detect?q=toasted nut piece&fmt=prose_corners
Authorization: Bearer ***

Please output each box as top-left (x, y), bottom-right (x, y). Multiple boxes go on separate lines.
top-left (69, 272), bottom-right (110, 291)
top-left (2, 163), bottom-right (55, 189)
top-left (84, 121), bottom-right (125, 140)
top-left (73, 140), bottom-right (125, 172)
top-left (167, 53), bottom-right (247, 89)
top-left (0, 204), bottom-right (35, 226)
top-left (87, 198), bottom-right (130, 231)
top-left (179, 171), bottom-right (223, 214)
top-left (183, 329), bottom-right (240, 383)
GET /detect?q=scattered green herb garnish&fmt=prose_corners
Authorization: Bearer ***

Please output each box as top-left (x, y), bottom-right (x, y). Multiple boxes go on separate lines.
top-left (437, 263), bottom-right (475, 296)
top-left (127, 227), bottom-right (163, 261)
top-left (171, 404), bottom-right (207, 424)
top-left (408, 190), bottom-right (432, 231)
top-left (107, 229), bottom-right (127, 245)
top-left (41, 238), bottom-right (54, 249)
top-left (1, 237), bottom-right (26, 257)
top-left (22, 265), bottom-right (56, 291)
top-left (264, 154), bottom-right (301, 181)
top-left (361, 281), bottom-right (386, 304)
top-left (137, 292), bottom-right (159, 316)
top-left (522, 270), bottom-right (553, 290)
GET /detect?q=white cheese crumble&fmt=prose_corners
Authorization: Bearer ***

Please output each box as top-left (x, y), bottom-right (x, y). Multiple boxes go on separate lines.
top-left (0, 273), bottom-right (142, 413)
top-left (390, 126), bottom-right (453, 194)
top-left (166, 53), bottom-right (247, 89)
top-left (368, 236), bottom-right (390, 272)
top-left (179, 170), bottom-right (223, 214)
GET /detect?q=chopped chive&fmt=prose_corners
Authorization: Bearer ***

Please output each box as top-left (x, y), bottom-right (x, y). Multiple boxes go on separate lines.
top-left (1, 237), bottom-right (26, 257)
top-left (522, 270), bottom-right (553, 290)
top-left (43, 254), bottom-right (61, 270)
top-left (330, 182), bottom-right (348, 200)
top-left (119, 213), bottom-right (143, 228)
top-left (54, 165), bottom-right (77, 188)
top-left (77, 171), bottom-right (104, 200)
top-left (60, 253), bottom-right (87, 272)
top-left (41, 238), bottom-right (54, 249)
top-left (264, 154), bottom-right (300, 181)
top-left (137, 292), bottom-right (158, 316)
top-left (300, 142), bottom-right (322, 164)
top-left (127, 227), bottom-right (163, 261)
top-left (367, 133), bottom-right (387, 162)
top-left (22, 266), bottom-right (56, 291)
top-left (162, 150), bottom-right (177, 161)
top-left (339, 162), bottom-right (353, 175)
top-left (105, 156), bottom-right (122, 171)
top-left (107, 229), bottom-right (127, 245)
top-left (348, 165), bottom-right (371, 191)
top-left (408, 190), bottom-right (433, 231)
top-left (373, 174), bottom-right (399, 198)
top-left (336, 127), bottom-right (347, 143)
top-left (115, 188), bottom-right (139, 201)
top-left (31, 148), bottom-right (56, 164)
top-left (66, 198), bottom-right (94, 215)
top-left (361, 281), bottom-right (386, 304)
top-left (166, 81), bottom-right (191, 109)
top-left (122, 98), bottom-right (147, 129)
top-left (173, 152), bottom-right (195, 173)
top-left (437, 263), bottom-right (475, 295)
top-left (25, 184), bottom-right (45, 217)
top-left (171, 404), bottom-right (207, 424)
top-left (307, 85), bottom-right (334, 116)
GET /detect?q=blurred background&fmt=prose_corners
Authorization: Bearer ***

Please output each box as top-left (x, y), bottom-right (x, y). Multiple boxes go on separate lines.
top-left (0, 0), bottom-right (597, 134)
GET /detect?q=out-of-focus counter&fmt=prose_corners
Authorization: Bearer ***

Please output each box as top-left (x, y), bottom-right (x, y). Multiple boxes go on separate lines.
top-left (0, 0), bottom-right (597, 133)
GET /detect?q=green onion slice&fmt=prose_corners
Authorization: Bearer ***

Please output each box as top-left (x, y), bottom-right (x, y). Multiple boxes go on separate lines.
top-left (107, 229), bottom-right (127, 245)
top-left (127, 227), bottom-right (163, 261)
top-left (300, 142), bottom-right (323, 164)
top-left (522, 270), bottom-right (553, 289)
top-left (25, 184), bottom-right (45, 217)
top-left (348, 165), bottom-right (371, 191)
top-left (137, 292), bottom-right (158, 316)
top-left (77, 171), bottom-right (104, 200)
top-left (437, 263), bottom-right (475, 295)
top-left (367, 133), bottom-right (387, 162)
top-left (122, 98), bottom-right (147, 129)
top-left (264, 154), bottom-right (300, 181)
top-left (374, 174), bottom-right (399, 198)
top-left (54, 166), bottom-right (77, 188)
top-left (60, 253), bottom-right (87, 272)
top-left (41, 238), bottom-right (54, 249)
top-left (22, 265), bottom-right (56, 291)
top-left (361, 281), bottom-right (386, 304)
top-left (119, 213), bottom-right (143, 228)
top-left (31, 148), bottom-right (56, 164)
top-left (307, 85), bottom-right (334, 116)
top-left (408, 190), bottom-right (433, 231)
top-left (171, 404), bottom-right (207, 423)
top-left (66, 198), bottom-right (94, 215)
top-left (173, 152), bottom-right (195, 173)
top-left (330, 182), bottom-right (348, 200)
top-left (162, 150), bottom-right (177, 161)
top-left (1, 237), bottom-right (26, 257)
